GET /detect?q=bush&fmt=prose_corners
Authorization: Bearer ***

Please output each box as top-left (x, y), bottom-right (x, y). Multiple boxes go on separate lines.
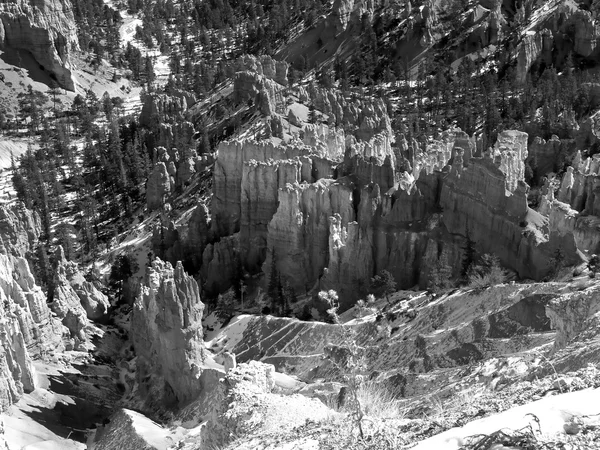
top-left (350, 381), bottom-right (404, 420)
top-left (467, 254), bottom-right (506, 289)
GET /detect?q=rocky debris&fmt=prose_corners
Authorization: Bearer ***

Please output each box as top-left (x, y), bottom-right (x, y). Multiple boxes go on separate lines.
top-left (0, 0), bottom-right (78, 90)
top-left (196, 361), bottom-right (332, 449)
top-left (131, 258), bottom-right (205, 406)
top-left (146, 162), bottom-right (172, 211)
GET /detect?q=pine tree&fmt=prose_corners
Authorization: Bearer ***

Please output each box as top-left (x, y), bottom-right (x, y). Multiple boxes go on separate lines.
top-left (369, 270), bottom-right (397, 304)
top-left (267, 250), bottom-right (280, 314)
top-left (429, 249), bottom-right (453, 293)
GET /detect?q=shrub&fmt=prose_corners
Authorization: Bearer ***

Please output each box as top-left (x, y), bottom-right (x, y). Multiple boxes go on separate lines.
top-left (429, 250), bottom-right (454, 293)
top-left (322, 290), bottom-right (367, 438)
top-left (467, 253), bottom-right (506, 289)
top-left (350, 381), bottom-right (403, 420)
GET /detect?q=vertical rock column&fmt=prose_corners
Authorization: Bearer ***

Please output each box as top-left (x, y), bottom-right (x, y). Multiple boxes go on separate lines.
top-left (131, 259), bottom-right (205, 405)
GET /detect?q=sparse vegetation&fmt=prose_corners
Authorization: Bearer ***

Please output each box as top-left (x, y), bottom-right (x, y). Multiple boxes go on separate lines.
top-left (467, 254), bottom-right (507, 290)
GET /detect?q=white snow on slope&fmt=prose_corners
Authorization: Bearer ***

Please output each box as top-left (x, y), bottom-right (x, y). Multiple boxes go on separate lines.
top-left (413, 387), bottom-right (600, 449)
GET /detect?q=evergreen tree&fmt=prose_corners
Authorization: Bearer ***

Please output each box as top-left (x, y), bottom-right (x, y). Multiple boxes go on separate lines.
top-left (429, 249), bottom-right (453, 293)
top-left (369, 270), bottom-right (397, 304)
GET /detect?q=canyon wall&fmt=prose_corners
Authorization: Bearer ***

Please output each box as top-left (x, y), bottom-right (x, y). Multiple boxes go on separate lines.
top-left (0, 0), bottom-right (78, 90)
top-left (0, 205), bottom-right (64, 411)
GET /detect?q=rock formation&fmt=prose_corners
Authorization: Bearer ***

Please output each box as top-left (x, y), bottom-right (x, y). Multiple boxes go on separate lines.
top-left (0, 205), bottom-right (64, 411)
top-left (0, 203), bottom-right (41, 257)
top-left (235, 55), bottom-right (288, 86)
top-left (516, 30), bottom-right (553, 84)
top-left (196, 361), bottom-right (331, 449)
top-left (173, 86), bottom-right (572, 308)
top-left (131, 259), bottom-right (206, 406)
top-left (146, 162), bottom-right (172, 210)
top-left (537, 150), bottom-right (600, 256)
top-left (0, 0), bottom-right (78, 90)
top-left (233, 71), bottom-right (285, 116)
top-left (50, 247), bottom-right (91, 343)
top-left (52, 246), bottom-right (110, 322)
top-left (139, 91), bottom-right (193, 129)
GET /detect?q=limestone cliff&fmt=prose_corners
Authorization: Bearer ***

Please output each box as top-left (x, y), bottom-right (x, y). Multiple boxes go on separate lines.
top-left (0, 205), bottom-right (64, 411)
top-left (540, 150), bottom-right (600, 256)
top-left (52, 246), bottom-right (110, 322)
top-left (0, 0), bottom-right (78, 90)
top-left (0, 203), bottom-right (41, 257)
top-left (50, 247), bottom-right (91, 343)
top-left (516, 30), bottom-right (553, 84)
top-left (131, 259), bottom-right (205, 406)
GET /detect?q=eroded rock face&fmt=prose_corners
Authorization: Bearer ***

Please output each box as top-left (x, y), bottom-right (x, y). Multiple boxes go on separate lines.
top-left (0, 252), bottom-right (63, 410)
top-left (131, 259), bottom-right (205, 406)
top-left (201, 234), bottom-right (239, 295)
top-left (91, 408), bottom-right (175, 450)
top-left (50, 247), bottom-right (90, 342)
top-left (0, 204), bottom-right (41, 257)
top-left (146, 162), bottom-right (172, 211)
top-left (516, 30), bottom-right (553, 84)
top-left (175, 117), bottom-right (568, 308)
top-left (52, 246), bottom-right (110, 322)
top-left (197, 361), bottom-right (331, 449)
top-left (0, 0), bottom-right (78, 90)
top-left (139, 92), bottom-right (191, 128)
top-left (236, 55), bottom-right (288, 86)
top-left (233, 71), bottom-right (284, 116)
